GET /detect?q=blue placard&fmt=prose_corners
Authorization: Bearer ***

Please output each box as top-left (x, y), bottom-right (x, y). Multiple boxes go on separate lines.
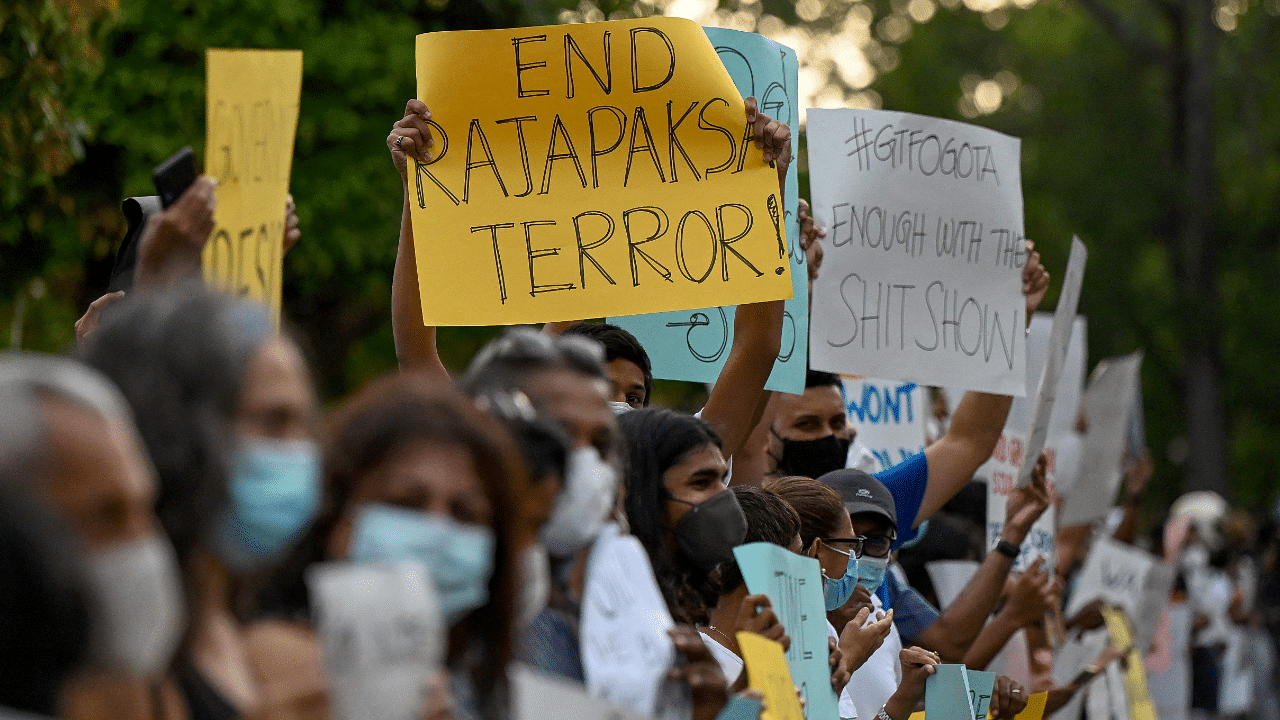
top-left (610, 28), bottom-right (807, 395)
top-left (732, 542), bottom-right (837, 720)
top-left (714, 694), bottom-right (764, 720)
top-left (926, 664), bottom-right (975, 720)
top-left (966, 669), bottom-right (997, 720)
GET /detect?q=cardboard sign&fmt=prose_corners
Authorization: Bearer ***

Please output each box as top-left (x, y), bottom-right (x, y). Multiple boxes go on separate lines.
top-left (925, 560), bottom-right (980, 611)
top-left (512, 663), bottom-right (649, 720)
top-left (1059, 351), bottom-right (1144, 527)
top-left (806, 109), bottom-right (1027, 396)
top-left (715, 695), bottom-right (765, 720)
top-left (411, 18), bottom-right (792, 326)
top-left (611, 28), bottom-right (807, 394)
top-left (965, 669), bottom-right (996, 720)
top-left (306, 562), bottom-right (445, 720)
top-left (984, 430), bottom-right (1056, 573)
top-left (203, 49), bottom-right (303, 322)
top-left (1064, 536), bottom-right (1175, 653)
top-left (1015, 237), bottom-right (1086, 486)
top-left (841, 376), bottom-right (927, 472)
top-left (925, 664), bottom-right (974, 720)
top-left (733, 542), bottom-right (838, 720)
top-left (738, 632), bottom-right (804, 720)
top-left (581, 525), bottom-right (686, 719)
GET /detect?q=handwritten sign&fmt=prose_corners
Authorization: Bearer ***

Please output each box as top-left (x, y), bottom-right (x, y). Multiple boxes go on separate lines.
top-left (1065, 537), bottom-right (1175, 653)
top-left (411, 19), bottom-right (792, 326)
top-left (203, 49), bottom-right (303, 322)
top-left (925, 664), bottom-right (974, 720)
top-left (512, 663), bottom-right (649, 720)
top-left (984, 430), bottom-right (1056, 573)
top-left (841, 376), bottom-right (926, 472)
top-left (733, 542), bottom-right (838, 720)
top-left (610, 29), bottom-right (806, 394)
top-left (738, 632), bottom-right (804, 720)
top-left (581, 524), bottom-right (685, 719)
top-left (965, 669), bottom-right (996, 720)
top-left (806, 109), bottom-right (1026, 396)
top-left (1059, 351), bottom-right (1144, 527)
top-left (306, 561), bottom-right (445, 720)
top-left (1015, 237), bottom-right (1086, 486)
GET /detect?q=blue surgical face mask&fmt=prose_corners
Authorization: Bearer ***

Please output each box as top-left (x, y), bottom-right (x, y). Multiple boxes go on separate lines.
top-left (822, 545), bottom-right (860, 612)
top-left (348, 503), bottom-right (495, 624)
top-left (858, 555), bottom-right (890, 594)
top-left (214, 438), bottom-right (320, 574)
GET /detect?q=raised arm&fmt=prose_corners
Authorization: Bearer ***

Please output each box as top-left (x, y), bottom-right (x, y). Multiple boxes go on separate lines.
top-left (700, 98), bottom-right (789, 459)
top-left (388, 100), bottom-right (450, 385)
top-left (915, 454), bottom-right (1054, 661)
top-left (918, 241), bottom-right (1049, 522)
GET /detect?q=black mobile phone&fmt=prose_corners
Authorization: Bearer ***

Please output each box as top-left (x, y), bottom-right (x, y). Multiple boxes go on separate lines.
top-left (153, 146), bottom-right (197, 208)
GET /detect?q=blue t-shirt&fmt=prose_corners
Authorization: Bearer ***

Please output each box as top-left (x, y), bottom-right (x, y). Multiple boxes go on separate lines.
top-left (883, 569), bottom-right (941, 644)
top-left (869, 451), bottom-right (929, 611)
top-left (874, 451), bottom-right (928, 550)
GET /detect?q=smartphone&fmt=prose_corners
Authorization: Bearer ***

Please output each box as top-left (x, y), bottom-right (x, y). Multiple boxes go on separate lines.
top-left (153, 147), bottom-right (197, 208)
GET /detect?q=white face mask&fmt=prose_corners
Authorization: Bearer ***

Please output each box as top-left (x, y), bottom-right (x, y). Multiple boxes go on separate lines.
top-left (539, 447), bottom-right (617, 557)
top-left (518, 543), bottom-right (552, 628)
top-left (84, 534), bottom-right (186, 676)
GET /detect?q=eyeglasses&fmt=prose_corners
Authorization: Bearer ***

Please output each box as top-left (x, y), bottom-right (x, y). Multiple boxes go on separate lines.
top-left (821, 536), bottom-right (867, 558)
top-left (860, 532), bottom-right (896, 558)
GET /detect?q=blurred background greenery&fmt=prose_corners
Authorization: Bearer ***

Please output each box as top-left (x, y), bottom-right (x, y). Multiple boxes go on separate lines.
top-left (3, 0), bottom-right (1278, 513)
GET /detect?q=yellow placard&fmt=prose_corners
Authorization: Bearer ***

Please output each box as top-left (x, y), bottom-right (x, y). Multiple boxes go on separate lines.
top-left (203, 49), bottom-right (303, 323)
top-left (1101, 607), bottom-right (1157, 720)
top-left (737, 632), bottom-right (803, 720)
top-left (411, 18), bottom-right (792, 325)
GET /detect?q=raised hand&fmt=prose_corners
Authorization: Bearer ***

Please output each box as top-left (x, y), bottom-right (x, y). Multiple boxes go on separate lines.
top-left (388, 99), bottom-right (435, 184)
top-left (838, 605), bottom-right (893, 674)
top-left (744, 97), bottom-right (791, 190)
top-left (797, 198), bottom-right (825, 281)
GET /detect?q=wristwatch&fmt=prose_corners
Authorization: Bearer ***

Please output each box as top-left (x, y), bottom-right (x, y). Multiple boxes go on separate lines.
top-left (994, 538), bottom-right (1020, 559)
top-left (876, 707), bottom-right (894, 720)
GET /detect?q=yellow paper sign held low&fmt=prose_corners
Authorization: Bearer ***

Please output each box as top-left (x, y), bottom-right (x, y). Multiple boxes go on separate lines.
top-left (737, 632), bottom-right (803, 720)
top-left (1101, 607), bottom-right (1157, 720)
top-left (411, 18), bottom-right (792, 325)
top-left (203, 49), bottom-right (303, 322)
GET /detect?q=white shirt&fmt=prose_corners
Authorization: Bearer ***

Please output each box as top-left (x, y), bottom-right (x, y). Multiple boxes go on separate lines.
top-left (839, 592), bottom-right (902, 720)
top-left (699, 631), bottom-right (745, 688)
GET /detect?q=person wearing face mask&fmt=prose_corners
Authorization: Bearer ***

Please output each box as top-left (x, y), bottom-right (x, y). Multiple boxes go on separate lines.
top-left (267, 372), bottom-right (524, 720)
top-left (618, 408), bottom-right (755, 720)
top-left (0, 354), bottom-right (188, 720)
top-left (79, 286), bottom-right (322, 720)
top-left (0, 480), bottom-right (94, 719)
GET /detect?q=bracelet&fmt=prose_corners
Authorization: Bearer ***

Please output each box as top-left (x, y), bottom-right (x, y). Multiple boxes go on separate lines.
top-left (876, 707), bottom-right (893, 720)
top-left (994, 538), bottom-right (1020, 559)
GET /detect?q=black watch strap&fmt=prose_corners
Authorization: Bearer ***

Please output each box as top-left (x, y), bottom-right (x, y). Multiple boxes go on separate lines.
top-left (994, 538), bottom-right (1020, 559)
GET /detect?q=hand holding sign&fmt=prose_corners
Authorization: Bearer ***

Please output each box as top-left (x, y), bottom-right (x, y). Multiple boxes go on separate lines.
top-left (1004, 453), bottom-right (1052, 536)
top-left (669, 625), bottom-right (731, 720)
top-left (890, 646), bottom-right (941, 719)
top-left (137, 177), bottom-right (218, 288)
top-left (734, 593), bottom-right (790, 652)
top-left (390, 100), bottom-right (436, 184)
top-left (797, 199), bottom-right (825, 281)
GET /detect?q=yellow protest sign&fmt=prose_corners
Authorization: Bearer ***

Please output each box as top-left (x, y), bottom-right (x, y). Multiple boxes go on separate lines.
top-left (203, 49), bottom-right (303, 322)
top-left (737, 632), bottom-right (803, 720)
top-left (411, 18), bottom-right (792, 325)
top-left (1101, 607), bottom-right (1157, 720)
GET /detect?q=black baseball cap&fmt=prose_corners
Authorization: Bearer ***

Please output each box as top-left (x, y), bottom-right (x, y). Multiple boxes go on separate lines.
top-left (816, 468), bottom-right (897, 530)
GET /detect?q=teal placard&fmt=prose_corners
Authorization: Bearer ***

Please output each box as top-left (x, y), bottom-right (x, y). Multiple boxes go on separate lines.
top-left (926, 664), bottom-right (975, 720)
top-left (610, 28), bottom-right (807, 395)
top-left (732, 542), bottom-right (837, 720)
top-left (714, 694), bottom-right (764, 720)
top-left (965, 669), bottom-right (997, 720)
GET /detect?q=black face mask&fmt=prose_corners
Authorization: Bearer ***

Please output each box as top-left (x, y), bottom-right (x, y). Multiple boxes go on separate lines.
top-left (671, 489), bottom-right (748, 570)
top-left (773, 432), bottom-right (853, 479)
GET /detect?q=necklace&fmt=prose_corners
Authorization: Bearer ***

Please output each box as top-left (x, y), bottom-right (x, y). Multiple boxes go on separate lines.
top-left (703, 624), bottom-right (737, 651)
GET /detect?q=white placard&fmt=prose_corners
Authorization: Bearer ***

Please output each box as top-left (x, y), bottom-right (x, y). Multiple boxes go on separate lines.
top-left (581, 525), bottom-right (687, 719)
top-left (924, 560), bottom-right (980, 611)
top-left (1016, 237), bottom-right (1087, 485)
top-left (1064, 536), bottom-right (1175, 652)
top-left (1059, 352), bottom-right (1144, 527)
top-left (841, 376), bottom-right (927, 472)
top-left (512, 663), bottom-right (650, 720)
top-left (806, 109), bottom-right (1027, 396)
top-left (984, 430), bottom-right (1056, 573)
top-left (307, 561), bottom-right (445, 720)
